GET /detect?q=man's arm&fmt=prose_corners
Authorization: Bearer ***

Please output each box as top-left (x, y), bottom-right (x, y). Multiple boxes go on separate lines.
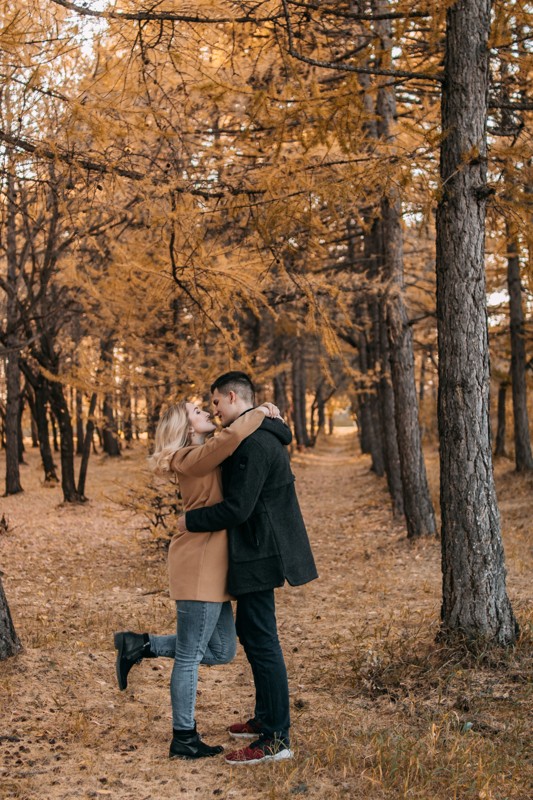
top-left (183, 438), bottom-right (270, 532)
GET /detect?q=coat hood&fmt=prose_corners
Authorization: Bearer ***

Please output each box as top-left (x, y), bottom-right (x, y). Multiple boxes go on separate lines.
top-left (259, 416), bottom-right (293, 446)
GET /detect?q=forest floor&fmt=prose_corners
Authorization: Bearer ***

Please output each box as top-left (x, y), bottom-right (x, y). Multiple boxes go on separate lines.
top-left (0, 430), bottom-right (532, 800)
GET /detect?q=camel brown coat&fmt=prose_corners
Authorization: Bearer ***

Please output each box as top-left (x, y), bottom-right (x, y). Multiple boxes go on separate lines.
top-left (167, 408), bottom-right (265, 601)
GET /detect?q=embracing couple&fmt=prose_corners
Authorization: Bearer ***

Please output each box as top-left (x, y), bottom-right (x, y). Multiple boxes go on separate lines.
top-left (114, 372), bottom-right (317, 765)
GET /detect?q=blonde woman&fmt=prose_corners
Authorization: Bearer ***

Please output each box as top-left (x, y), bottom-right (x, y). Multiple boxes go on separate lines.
top-left (113, 399), bottom-right (281, 760)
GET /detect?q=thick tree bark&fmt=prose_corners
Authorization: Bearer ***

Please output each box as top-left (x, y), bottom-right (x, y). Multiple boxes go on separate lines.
top-left (0, 575), bottom-right (21, 660)
top-left (4, 168), bottom-right (23, 495)
top-left (436, 0), bottom-right (517, 645)
top-left (506, 225), bottom-right (533, 470)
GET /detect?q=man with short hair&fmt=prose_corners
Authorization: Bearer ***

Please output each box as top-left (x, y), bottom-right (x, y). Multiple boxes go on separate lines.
top-left (178, 371), bottom-right (317, 764)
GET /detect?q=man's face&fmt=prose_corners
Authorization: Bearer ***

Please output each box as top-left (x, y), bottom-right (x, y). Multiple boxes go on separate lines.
top-left (212, 388), bottom-right (239, 428)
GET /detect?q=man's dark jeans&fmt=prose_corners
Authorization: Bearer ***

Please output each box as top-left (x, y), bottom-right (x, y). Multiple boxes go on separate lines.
top-left (235, 589), bottom-right (290, 745)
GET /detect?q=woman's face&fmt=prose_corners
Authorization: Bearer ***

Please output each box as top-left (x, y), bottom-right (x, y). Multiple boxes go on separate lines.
top-left (186, 402), bottom-right (217, 436)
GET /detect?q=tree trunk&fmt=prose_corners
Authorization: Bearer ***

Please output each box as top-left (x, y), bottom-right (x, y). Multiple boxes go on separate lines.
top-left (436, 0), bottom-right (517, 645)
top-left (317, 383), bottom-right (326, 435)
top-left (146, 389), bottom-right (161, 441)
top-left (102, 393), bottom-right (121, 456)
top-left (76, 390), bottom-right (84, 455)
top-left (100, 339), bottom-right (121, 456)
top-left (419, 347), bottom-right (427, 404)
top-left (77, 392), bottom-right (98, 499)
top-left (50, 410), bottom-right (59, 452)
top-left (494, 380), bottom-right (508, 458)
top-left (19, 363), bottom-right (59, 483)
top-left (356, 330), bottom-right (371, 455)
top-left (35, 377), bottom-right (59, 483)
top-left (121, 383), bottom-right (133, 447)
top-left (26, 385), bottom-right (39, 448)
top-left (0, 575), bottom-right (21, 660)
top-left (30, 414), bottom-right (39, 448)
top-left (4, 167), bottom-right (23, 495)
top-left (366, 394), bottom-right (384, 475)
top-left (357, 328), bottom-right (382, 464)
top-left (506, 224), bottom-right (533, 470)
top-left (47, 380), bottom-right (82, 502)
top-left (0, 407), bottom-right (5, 449)
top-left (133, 385), bottom-right (140, 440)
top-left (273, 371), bottom-right (289, 419)
top-left (377, 307), bottom-right (404, 518)
top-left (17, 391), bottom-right (25, 464)
top-left (273, 336), bottom-right (289, 419)
top-left (291, 335), bottom-right (311, 447)
top-left (373, 0), bottom-right (436, 536)
top-left (382, 194), bottom-right (436, 536)
top-left (363, 222), bottom-right (387, 477)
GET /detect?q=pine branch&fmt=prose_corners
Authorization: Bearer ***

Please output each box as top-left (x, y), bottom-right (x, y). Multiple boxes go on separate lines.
top-left (286, 1), bottom-right (431, 22)
top-left (0, 129), bottom-right (248, 199)
top-left (50, 0), bottom-right (282, 24)
top-left (488, 99), bottom-right (533, 111)
top-left (280, 0), bottom-right (443, 83)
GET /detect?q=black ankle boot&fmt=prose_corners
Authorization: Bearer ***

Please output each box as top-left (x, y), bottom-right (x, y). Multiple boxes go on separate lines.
top-left (169, 725), bottom-right (224, 760)
top-left (113, 631), bottom-right (155, 691)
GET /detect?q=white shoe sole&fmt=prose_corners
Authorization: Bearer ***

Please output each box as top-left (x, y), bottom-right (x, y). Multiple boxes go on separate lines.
top-left (225, 748), bottom-right (293, 765)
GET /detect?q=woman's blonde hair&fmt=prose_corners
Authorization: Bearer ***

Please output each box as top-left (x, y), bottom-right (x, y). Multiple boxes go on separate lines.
top-left (148, 401), bottom-right (191, 475)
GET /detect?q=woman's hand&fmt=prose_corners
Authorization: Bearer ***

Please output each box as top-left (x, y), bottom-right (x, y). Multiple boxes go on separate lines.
top-left (258, 402), bottom-right (283, 420)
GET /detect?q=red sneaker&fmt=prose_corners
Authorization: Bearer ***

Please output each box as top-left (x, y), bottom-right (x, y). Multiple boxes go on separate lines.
top-left (227, 718), bottom-right (263, 739)
top-left (224, 737), bottom-right (293, 765)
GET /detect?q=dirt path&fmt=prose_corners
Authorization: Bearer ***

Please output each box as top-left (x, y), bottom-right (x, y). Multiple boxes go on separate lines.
top-left (0, 432), bottom-right (531, 800)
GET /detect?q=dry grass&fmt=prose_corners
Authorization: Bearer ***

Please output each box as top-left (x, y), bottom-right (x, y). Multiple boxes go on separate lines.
top-left (0, 431), bottom-right (531, 800)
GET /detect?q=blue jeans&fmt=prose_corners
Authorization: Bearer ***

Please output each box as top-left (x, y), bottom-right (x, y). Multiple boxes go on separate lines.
top-left (149, 600), bottom-right (236, 730)
top-left (235, 589), bottom-right (290, 745)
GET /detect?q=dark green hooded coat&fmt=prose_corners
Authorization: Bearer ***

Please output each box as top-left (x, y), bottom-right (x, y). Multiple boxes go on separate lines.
top-left (185, 414), bottom-right (318, 596)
